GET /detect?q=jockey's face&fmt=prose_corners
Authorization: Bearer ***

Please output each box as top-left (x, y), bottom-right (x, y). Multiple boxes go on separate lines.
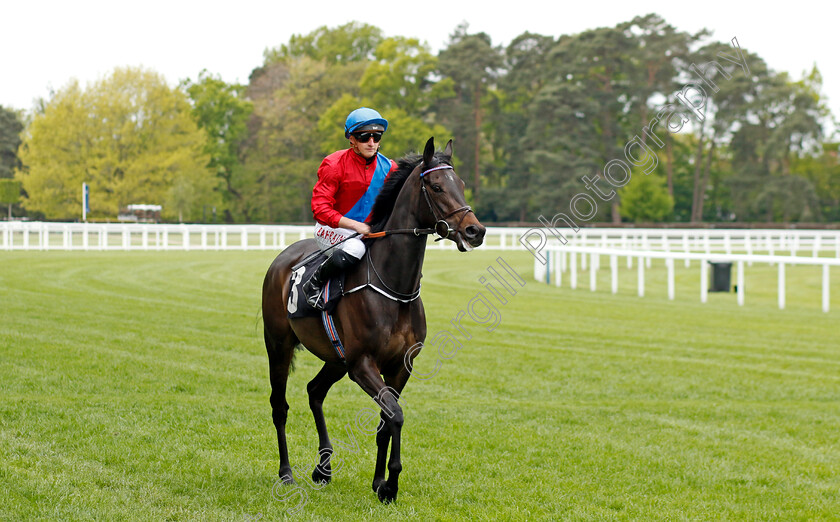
top-left (349, 132), bottom-right (381, 160)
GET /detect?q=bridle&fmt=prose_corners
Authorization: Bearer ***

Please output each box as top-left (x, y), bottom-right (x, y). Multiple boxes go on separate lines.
top-left (418, 164), bottom-right (474, 241)
top-left (363, 162), bottom-right (475, 242)
top-left (342, 161), bottom-right (476, 303)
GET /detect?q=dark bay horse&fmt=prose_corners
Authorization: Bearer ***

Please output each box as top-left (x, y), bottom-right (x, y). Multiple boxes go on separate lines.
top-left (262, 137), bottom-right (486, 503)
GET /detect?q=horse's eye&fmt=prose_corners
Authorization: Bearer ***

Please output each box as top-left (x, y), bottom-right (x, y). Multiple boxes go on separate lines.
top-left (432, 184), bottom-right (443, 193)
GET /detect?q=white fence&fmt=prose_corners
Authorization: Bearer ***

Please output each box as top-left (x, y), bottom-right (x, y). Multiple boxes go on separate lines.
top-left (522, 227), bottom-right (840, 259)
top-left (534, 245), bottom-right (838, 312)
top-left (3, 222), bottom-right (840, 256)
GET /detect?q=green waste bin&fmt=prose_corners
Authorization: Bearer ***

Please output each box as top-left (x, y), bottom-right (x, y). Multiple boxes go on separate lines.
top-left (709, 261), bottom-right (732, 292)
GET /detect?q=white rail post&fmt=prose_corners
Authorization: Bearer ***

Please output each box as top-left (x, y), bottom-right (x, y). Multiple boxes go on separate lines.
top-left (745, 233), bottom-right (753, 266)
top-left (555, 250), bottom-right (562, 287)
top-left (611, 255), bottom-right (618, 294)
top-left (590, 253), bottom-right (597, 291)
top-left (778, 263), bottom-right (786, 310)
top-left (545, 250), bottom-right (551, 284)
top-left (241, 228), bottom-right (248, 250)
top-left (570, 252), bottom-right (577, 290)
top-left (637, 256), bottom-right (645, 297)
top-left (823, 264), bottom-right (830, 313)
top-left (667, 258), bottom-right (675, 300)
top-left (737, 260), bottom-right (744, 306)
top-left (700, 260), bottom-right (708, 304)
top-left (683, 232), bottom-right (690, 267)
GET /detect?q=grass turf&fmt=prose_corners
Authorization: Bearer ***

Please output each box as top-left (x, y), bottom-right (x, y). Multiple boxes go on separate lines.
top-left (1, 248), bottom-right (839, 520)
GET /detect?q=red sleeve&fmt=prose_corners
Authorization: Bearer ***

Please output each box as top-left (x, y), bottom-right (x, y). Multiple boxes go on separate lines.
top-left (311, 156), bottom-right (344, 228)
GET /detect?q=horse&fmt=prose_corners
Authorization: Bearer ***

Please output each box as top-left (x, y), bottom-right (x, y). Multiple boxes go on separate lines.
top-left (261, 137), bottom-right (486, 503)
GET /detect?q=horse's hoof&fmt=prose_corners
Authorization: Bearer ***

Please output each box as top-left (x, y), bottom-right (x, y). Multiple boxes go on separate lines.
top-left (278, 467), bottom-right (295, 484)
top-left (312, 465), bottom-right (332, 484)
top-left (376, 482), bottom-right (398, 504)
top-left (372, 477), bottom-right (385, 494)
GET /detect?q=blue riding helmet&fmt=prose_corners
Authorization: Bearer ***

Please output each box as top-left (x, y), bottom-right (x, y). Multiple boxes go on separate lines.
top-left (344, 107), bottom-right (388, 138)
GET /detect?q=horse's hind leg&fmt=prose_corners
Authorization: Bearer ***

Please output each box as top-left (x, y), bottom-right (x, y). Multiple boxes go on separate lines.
top-left (265, 328), bottom-right (297, 483)
top-left (307, 362), bottom-right (347, 484)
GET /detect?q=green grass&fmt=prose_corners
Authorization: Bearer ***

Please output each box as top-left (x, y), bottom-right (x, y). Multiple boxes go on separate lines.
top-left (1, 248), bottom-right (839, 520)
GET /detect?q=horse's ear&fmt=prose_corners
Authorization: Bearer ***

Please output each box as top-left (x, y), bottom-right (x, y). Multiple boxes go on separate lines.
top-left (423, 137), bottom-right (435, 166)
top-left (443, 139), bottom-right (453, 159)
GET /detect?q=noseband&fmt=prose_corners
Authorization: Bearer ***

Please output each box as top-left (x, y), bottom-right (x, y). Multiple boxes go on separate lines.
top-left (419, 164), bottom-right (474, 241)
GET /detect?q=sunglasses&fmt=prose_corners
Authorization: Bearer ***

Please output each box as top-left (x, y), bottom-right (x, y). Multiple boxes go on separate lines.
top-left (352, 131), bottom-right (383, 143)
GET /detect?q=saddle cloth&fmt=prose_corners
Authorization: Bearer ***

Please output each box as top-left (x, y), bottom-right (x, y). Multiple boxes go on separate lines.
top-left (287, 252), bottom-right (345, 319)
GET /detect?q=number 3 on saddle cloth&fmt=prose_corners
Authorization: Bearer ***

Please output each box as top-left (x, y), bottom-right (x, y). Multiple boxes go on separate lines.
top-left (287, 252), bottom-right (346, 318)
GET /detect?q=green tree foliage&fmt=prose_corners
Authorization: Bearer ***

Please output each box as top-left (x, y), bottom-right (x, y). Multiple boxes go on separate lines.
top-left (265, 22), bottom-right (383, 65)
top-left (0, 106), bottom-right (24, 179)
top-left (0, 178), bottom-right (22, 219)
top-left (436, 24), bottom-right (503, 207)
top-left (11, 16), bottom-right (839, 224)
top-left (795, 142), bottom-right (840, 221)
top-left (18, 67), bottom-right (215, 221)
top-left (182, 70), bottom-right (253, 220)
top-left (618, 170), bottom-right (674, 222)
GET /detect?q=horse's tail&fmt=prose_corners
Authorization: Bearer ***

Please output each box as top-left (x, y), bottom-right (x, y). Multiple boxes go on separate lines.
top-left (262, 240), bottom-right (317, 372)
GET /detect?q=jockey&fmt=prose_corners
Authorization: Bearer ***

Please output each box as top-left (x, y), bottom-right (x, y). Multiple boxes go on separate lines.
top-left (303, 107), bottom-right (398, 309)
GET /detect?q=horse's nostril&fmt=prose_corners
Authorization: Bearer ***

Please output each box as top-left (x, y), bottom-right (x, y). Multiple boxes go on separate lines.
top-left (465, 225), bottom-right (479, 239)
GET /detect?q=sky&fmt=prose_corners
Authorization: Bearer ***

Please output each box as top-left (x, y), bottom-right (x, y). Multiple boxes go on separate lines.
top-left (3, 0), bottom-right (838, 134)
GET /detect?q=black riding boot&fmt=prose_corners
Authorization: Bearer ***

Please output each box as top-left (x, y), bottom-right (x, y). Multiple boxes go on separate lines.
top-left (303, 250), bottom-right (358, 310)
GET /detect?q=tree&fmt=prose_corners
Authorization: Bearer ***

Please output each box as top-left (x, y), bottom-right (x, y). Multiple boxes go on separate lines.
top-left (0, 179), bottom-right (21, 219)
top-left (619, 170), bottom-right (674, 222)
top-left (436, 24), bottom-right (503, 206)
top-left (723, 62), bottom-right (828, 221)
top-left (18, 67), bottom-right (216, 221)
top-left (0, 106), bottom-right (23, 179)
top-left (619, 14), bottom-right (704, 199)
top-left (182, 70), bottom-right (253, 220)
top-left (318, 36), bottom-right (452, 160)
top-left (795, 142), bottom-right (840, 221)
top-left (264, 22), bottom-right (383, 65)
top-left (486, 32), bottom-right (555, 221)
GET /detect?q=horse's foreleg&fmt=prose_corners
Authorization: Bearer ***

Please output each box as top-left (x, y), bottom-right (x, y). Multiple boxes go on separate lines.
top-left (307, 362), bottom-right (347, 484)
top-left (372, 370), bottom-right (410, 497)
top-left (350, 356), bottom-right (408, 503)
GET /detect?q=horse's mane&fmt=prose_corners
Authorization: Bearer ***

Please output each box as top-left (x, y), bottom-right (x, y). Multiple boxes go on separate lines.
top-left (367, 151), bottom-right (451, 233)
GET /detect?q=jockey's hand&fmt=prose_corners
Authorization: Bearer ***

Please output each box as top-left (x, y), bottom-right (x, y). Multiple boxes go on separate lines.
top-left (338, 216), bottom-right (371, 236)
top-left (355, 222), bottom-right (371, 235)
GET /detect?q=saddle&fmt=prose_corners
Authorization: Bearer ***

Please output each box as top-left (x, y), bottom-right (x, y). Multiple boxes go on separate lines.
top-left (287, 252), bottom-right (346, 319)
